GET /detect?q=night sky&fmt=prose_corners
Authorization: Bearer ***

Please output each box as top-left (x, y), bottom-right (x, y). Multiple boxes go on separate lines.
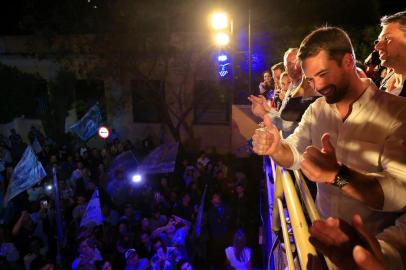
top-left (0, 0), bottom-right (404, 35)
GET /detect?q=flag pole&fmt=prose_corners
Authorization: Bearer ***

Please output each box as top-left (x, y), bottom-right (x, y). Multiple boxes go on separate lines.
top-left (52, 166), bottom-right (64, 266)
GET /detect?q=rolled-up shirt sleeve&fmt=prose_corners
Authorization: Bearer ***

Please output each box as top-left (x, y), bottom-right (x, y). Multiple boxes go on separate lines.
top-left (378, 106), bottom-right (406, 211)
top-left (284, 104), bottom-right (314, 170)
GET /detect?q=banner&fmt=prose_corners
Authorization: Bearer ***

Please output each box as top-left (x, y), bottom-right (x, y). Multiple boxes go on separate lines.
top-left (108, 151), bottom-right (138, 179)
top-left (31, 138), bottom-right (42, 153)
top-left (80, 189), bottom-right (103, 227)
top-left (138, 143), bottom-right (179, 174)
top-left (5, 146), bottom-right (46, 203)
top-left (194, 185), bottom-right (208, 237)
top-left (70, 104), bottom-right (103, 141)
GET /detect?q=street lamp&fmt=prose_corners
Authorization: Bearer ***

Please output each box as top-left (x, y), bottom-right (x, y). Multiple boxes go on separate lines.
top-left (209, 10), bottom-right (252, 95)
top-left (210, 12), bottom-right (231, 47)
top-left (214, 32), bottom-right (230, 46)
top-left (211, 12), bottom-right (228, 30)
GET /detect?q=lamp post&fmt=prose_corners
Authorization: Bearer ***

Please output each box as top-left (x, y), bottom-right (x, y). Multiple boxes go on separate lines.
top-left (248, 8), bottom-right (252, 94)
top-left (210, 12), bottom-right (231, 47)
top-left (210, 10), bottom-right (253, 96)
top-left (210, 11), bottom-right (233, 80)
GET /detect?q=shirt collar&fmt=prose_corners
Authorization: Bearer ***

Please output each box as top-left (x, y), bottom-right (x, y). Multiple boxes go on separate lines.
top-left (352, 78), bottom-right (378, 111)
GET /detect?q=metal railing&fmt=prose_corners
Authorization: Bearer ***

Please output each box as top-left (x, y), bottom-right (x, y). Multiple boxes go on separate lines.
top-left (264, 156), bottom-right (333, 270)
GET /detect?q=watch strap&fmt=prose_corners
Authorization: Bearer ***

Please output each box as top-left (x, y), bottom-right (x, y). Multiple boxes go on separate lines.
top-left (332, 165), bottom-right (350, 189)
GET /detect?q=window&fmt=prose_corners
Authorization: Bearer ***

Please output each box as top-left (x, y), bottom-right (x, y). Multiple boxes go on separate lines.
top-left (194, 80), bottom-right (230, 125)
top-left (131, 80), bottom-right (165, 123)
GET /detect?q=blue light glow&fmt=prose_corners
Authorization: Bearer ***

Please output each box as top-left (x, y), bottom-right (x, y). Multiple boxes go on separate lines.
top-left (132, 174), bottom-right (142, 183)
top-left (215, 52), bottom-right (231, 79)
top-left (218, 54), bottom-right (228, 62)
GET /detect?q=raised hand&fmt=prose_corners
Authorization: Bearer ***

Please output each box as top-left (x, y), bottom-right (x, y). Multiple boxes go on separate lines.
top-left (351, 215), bottom-right (385, 270)
top-left (353, 246), bottom-right (385, 270)
top-left (252, 114), bottom-right (281, 156)
top-left (309, 217), bottom-right (360, 269)
top-left (300, 133), bottom-right (340, 183)
top-left (248, 95), bottom-right (271, 118)
top-left (309, 215), bottom-right (384, 270)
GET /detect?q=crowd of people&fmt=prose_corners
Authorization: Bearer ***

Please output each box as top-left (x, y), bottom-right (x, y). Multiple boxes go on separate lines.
top-left (250, 10), bottom-right (406, 269)
top-left (0, 126), bottom-right (261, 270)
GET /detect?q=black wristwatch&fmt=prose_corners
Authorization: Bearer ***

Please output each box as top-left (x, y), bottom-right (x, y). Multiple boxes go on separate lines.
top-left (332, 165), bottom-right (350, 189)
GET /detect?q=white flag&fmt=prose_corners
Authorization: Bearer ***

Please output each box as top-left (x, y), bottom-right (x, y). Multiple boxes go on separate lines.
top-left (80, 189), bottom-right (103, 227)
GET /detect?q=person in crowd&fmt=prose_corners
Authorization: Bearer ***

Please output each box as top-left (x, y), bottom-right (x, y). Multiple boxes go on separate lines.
top-left (213, 159), bottom-right (228, 180)
top-left (72, 238), bottom-right (103, 270)
top-left (23, 237), bottom-right (45, 270)
top-left (270, 62), bottom-right (285, 92)
top-left (11, 210), bottom-right (36, 257)
top-left (196, 151), bottom-right (210, 170)
top-left (150, 207), bottom-right (168, 232)
top-left (152, 215), bottom-right (191, 259)
top-left (258, 71), bottom-right (274, 99)
top-left (28, 126), bottom-right (45, 145)
top-left (225, 229), bottom-right (252, 270)
top-left (121, 204), bottom-right (138, 228)
top-left (249, 47), bottom-right (320, 138)
top-left (375, 10), bottom-right (406, 97)
top-left (232, 183), bottom-right (251, 230)
top-left (273, 71), bottom-right (292, 110)
top-left (116, 220), bottom-right (135, 257)
top-left (157, 177), bottom-right (171, 202)
top-left (207, 193), bottom-right (234, 269)
top-left (107, 169), bottom-right (131, 208)
top-left (0, 143), bottom-right (13, 165)
top-left (252, 26), bottom-right (406, 235)
top-left (173, 193), bottom-right (194, 221)
top-left (0, 117), bottom-right (261, 269)
top-left (150, 238), bottom-right (181, 270)
top-left (178, 260), bottom-right (193, 270)
top-left (182, 166), bottom-right (195, 188)
top-left (0, 225), bottom-right (19, 269)
top-left (139, 217), bottom-right (152, 235)
top-left (151, 192), bottom-right (170, 216)
top-left (72, 194), bottom-right (88, 222)
top-left (123, 248), bottom-right (149, 270)
top-left (8, 128), bottom-right (26, 162)
top-left (8, 129), bottom-right (22, 148)
top-left (95, 260), bottom-right (114, 270)
top-left (68, 161), bottom-right (88, 192)
top-left (137, 232), bottom-right (154, 260)
top-left (309, 213), bottom-right (406, 270)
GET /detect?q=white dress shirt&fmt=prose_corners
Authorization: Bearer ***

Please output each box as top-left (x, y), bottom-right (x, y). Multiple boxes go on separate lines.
top-left (284, 79), bottom-right (406, 234)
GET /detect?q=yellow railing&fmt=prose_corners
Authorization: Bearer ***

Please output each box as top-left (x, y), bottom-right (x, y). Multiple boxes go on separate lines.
top-left (267, 157), bottom-right (332, 270)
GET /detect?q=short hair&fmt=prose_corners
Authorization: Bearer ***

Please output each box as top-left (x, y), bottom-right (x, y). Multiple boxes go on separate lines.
top-left (283, 48), bottom-right (299, 64)
top-left (381, 10), bottom-right (406, 34)
top-left (279, 71), bottom-right (289, 81)
top-left (297, 27), bottom-right (354, 66)
top-left (271, 62), bottom-right (285, 72)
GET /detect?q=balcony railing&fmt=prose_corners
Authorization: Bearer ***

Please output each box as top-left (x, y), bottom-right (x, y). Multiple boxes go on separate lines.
top-left (263, 156), bottom-right (334, 270)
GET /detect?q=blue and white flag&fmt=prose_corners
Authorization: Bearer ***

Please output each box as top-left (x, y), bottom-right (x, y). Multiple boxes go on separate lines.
top-left (138, 143), bottom-right (179, 174)
top-left (108, 151), bottom-right (138, 179)
top-left (31, 138), bottom-right (42, 153)
top-left (70, 104), bottom-right (103, 141)
top-left (194, 184), bottom-right (208, 237)
top-left (80, 189), bottom-right (103, 227)
top-left (5, 146), bottom-right (46, 203)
